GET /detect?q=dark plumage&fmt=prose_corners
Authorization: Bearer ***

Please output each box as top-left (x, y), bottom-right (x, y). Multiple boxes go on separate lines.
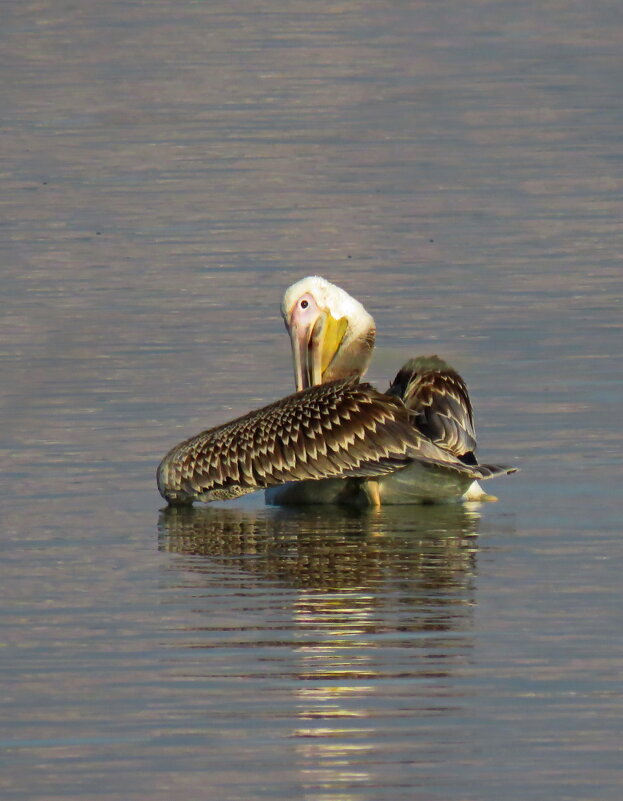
top-left (158, 277), bottom-right (517, 507)
top-left (157, 378), bottom-right (507, 506)
top-left (387, 355), bottom-right (478, 464)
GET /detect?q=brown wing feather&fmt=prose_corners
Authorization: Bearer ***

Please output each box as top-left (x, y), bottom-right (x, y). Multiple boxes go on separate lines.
top-left (387, 356), bottom-right (477, 460)
top-left (157, 379), bottom-right (482, 504)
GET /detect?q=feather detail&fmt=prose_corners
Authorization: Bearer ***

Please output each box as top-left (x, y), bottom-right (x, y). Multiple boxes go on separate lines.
top-left (387, 355), bottom-right (477, 460)
top-left (156, 379), bottom-right (489, 505)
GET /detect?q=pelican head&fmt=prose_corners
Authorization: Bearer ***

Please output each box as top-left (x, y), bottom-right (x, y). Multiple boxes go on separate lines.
top-left (282, 276), bottom-right (376, 391)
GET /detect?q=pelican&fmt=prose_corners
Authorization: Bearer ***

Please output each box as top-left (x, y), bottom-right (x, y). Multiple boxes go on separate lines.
top-left (265, 276), bottom-right (513, 505)
top-left (157, 276), bottom-right (515, 507)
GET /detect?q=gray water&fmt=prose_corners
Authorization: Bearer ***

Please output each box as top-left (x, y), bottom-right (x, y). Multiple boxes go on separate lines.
top-left (2, 1), bottom-right (622, 799)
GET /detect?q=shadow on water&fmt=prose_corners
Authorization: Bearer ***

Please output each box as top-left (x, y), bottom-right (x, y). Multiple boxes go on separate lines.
top-left (155, 504), bottom-right (489, 798)
top-left (157, 502), bottom-right (482, 596)
top-left (156, 503), bottom-right (487, 666)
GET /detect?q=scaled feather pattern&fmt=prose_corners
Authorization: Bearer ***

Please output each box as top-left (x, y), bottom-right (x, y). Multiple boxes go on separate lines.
top-left (157, 378), bottom-right (499, 505)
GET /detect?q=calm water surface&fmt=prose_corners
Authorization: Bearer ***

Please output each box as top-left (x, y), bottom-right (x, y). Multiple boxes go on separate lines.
top-left (1, 1), bottom-right (622, 799)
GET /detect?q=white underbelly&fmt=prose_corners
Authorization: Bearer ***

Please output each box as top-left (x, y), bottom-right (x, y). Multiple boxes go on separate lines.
top-left (374, 463), bottom-right (473, 504)
top-left (265, 464), bottom-right (478, 507)
top-left (265, 478), bottom-right (368, 506)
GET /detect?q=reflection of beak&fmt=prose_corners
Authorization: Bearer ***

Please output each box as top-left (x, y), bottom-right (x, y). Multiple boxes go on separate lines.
top-left (290, 311), bottom-right (348, 391)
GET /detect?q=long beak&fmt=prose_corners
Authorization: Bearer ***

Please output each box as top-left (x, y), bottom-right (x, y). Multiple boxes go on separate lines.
top-left (290, 311), bottom-right (348, 391)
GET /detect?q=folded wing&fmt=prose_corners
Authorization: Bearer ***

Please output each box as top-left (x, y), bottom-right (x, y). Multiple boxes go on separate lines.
top-left (157, 378), bottom-right (491, 504)
top-left (387, 355), bottom-right (478, 463)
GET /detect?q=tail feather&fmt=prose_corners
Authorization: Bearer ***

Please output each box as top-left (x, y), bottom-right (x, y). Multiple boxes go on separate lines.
top-left (473, 463), bottom-right (518, 480)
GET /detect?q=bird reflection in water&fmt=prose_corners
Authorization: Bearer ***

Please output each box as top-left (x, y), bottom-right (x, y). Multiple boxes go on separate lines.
top-left (158, 503), bottom-right (481, 582)
top-left (158, 504), bottom-right (482, 798)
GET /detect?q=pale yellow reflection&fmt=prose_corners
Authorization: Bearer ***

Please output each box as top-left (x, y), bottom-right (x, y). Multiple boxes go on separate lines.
top-left (158, 503), bottom-right (482, 799)
top-left (293, 589), bottom-right (378, 799)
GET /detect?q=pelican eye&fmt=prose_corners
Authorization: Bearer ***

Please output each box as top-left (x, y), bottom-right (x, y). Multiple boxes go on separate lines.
top-left (300, 299), bottom-right (309, 309)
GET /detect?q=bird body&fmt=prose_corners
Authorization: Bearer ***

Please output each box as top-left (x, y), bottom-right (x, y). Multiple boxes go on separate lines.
top-left (157, 277), bottom-right (516, 507)
top-left (157, 377), bottom-right (508, 506)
